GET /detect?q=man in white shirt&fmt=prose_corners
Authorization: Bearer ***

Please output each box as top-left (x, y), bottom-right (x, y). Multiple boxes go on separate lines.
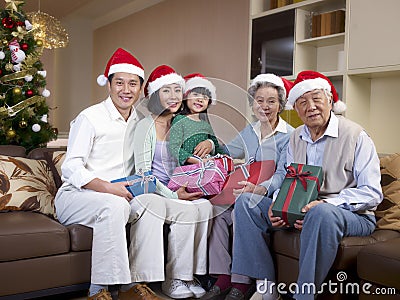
top-left (55, 48), bottom-right (161, 300)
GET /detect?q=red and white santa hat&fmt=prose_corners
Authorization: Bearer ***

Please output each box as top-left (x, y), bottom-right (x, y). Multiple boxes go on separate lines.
top-left (184, 73), bottom-right (217, 105)
top-left (250, 73), bottom-right (289, 98)
top-left (287, 70), bottom-right (346, 113)
top-left (96, 48), bottom-right (144, 86)
top-left (145, 65), bottom-right (185, 97)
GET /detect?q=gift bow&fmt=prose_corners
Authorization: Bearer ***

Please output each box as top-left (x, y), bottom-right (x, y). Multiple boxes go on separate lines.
top-left (127, 169), bottom-right (155, 193)
top-left (233, 157), bottom-right (255, 179)
top-left (285, 164), bottom-right (321, 192)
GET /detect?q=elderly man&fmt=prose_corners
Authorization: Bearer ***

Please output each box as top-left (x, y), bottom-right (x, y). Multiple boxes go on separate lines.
top-left (230, 71), bottom-right (383, 300)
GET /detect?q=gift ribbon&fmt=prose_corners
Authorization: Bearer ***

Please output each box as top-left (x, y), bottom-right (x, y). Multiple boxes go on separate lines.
top-left (172, 160), bottom-right (227, 195)
top-left (281, 164), bottom-right (321, 224)
top-left (127, 169), bottom-right (155, 194)
top-left (233, 157), bottom-right (255, 179)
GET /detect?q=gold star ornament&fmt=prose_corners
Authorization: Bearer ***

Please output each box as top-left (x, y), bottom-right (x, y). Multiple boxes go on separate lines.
top-left (5, 0), bottom-right (24, 13)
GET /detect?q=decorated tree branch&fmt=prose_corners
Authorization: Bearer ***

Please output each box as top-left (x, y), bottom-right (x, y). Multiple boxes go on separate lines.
top-left (1, 0), bottom-right (57, 151)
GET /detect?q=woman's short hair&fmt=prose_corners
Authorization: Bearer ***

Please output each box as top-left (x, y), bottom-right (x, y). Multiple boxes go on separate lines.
top-left (247, 82), bottom-right (286, 113)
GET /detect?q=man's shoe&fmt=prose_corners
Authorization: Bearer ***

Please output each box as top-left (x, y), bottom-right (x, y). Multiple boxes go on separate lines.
top-left (200, 285), bottom-right (231, 300)
top-left (185, 278), bottom-right (207, 298)
top-left (161, 278), bottom-right (194, 299)
top-left (87, 289), bottom-right (112, 300)
top-left (224, 288), bottom-right (245, 300)
top-left (119, 283), bottom-right (161, 300)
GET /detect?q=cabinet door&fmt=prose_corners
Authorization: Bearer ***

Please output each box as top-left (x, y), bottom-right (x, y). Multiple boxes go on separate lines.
top-left (348, 0), bottom-right (400, 70)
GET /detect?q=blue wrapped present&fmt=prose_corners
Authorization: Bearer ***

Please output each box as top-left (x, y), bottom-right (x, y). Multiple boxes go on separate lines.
top-left (111, 170), bottom-right (156, 197)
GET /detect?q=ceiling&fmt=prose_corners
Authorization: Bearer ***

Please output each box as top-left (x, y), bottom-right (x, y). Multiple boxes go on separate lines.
top-left (22, 0), bottom-right (149, 21)
top-left (21, 0), bottom-right (164, 30)
top-left (23, 0), bottom-right (94, 19)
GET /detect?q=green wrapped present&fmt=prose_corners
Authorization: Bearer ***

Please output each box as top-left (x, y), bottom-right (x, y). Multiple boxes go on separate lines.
top-left (272, 163), bottom-right (323, 226)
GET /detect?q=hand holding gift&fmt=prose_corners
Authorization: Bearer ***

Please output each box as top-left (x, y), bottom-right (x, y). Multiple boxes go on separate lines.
top-left (272, 163), bottom-right (324, 226)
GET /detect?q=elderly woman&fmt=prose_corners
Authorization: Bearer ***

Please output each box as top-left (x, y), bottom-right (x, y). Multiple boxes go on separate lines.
top-left (201, 74), bottom-right (295, 300)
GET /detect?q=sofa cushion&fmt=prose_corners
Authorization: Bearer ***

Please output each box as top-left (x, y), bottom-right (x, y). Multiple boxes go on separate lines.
top-left (0, 145), bottom-right (26, 157)
top-left (358, 238), bottom-right (400, 290)
top-left (272, 228), bottom-right (400, 270)
top-left (0, 155), bottom-right (57, 217)
top-left (0, 211), bottom-right (70, 261)
top-left (376, 153), bottom-right (400, 231)
top-left (27, 148), bottom-right (66, 189)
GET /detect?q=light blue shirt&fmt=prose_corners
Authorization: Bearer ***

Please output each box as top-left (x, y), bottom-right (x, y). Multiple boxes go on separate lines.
top-left (286, 113), bottom-right (383, 212)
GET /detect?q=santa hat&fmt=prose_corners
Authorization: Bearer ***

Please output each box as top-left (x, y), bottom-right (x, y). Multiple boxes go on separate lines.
top-left (97, 48), bottom-right (144, 86)
top-left (145, 65), bottom-right (185, 97)
top-left (184, 73), bottom-right (217, 105)
top-left (250, 73), bottom-right (287, 96)
top-left (287, 70), bottom-right (346, 113)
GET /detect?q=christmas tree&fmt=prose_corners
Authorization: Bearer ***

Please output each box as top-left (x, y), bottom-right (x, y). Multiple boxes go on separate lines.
top-left (0, 0), bottom-right (57, 151)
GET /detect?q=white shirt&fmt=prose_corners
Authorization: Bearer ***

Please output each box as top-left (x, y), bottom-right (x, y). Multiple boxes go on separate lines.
top-left (61, 97), bottom-right (139, 189)
top-left (253, 117), bottom-right (288, 143)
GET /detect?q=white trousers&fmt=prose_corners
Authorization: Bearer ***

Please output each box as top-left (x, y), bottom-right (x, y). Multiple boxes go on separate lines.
top-left (129, 194), bottom-right (213, 282)
top-left (55, 184), bottom-right (132, 285)
top-left (55, 186), bottom-right (213, 285)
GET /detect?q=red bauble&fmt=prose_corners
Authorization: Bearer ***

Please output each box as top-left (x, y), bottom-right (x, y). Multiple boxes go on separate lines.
top-left (21, 43), bottom-right (29, 51)
top-left (0, 69), bottom-right (2, 76)
top-left (26, 89), bottom-right (34, 97)
top-left (2, 17), bottom-right (15, 29)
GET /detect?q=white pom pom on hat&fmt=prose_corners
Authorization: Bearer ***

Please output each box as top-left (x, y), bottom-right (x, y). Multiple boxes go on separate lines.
top-left (97, 48), bottom-right (144, 86)
top-left (287, 70), bottom-right (346, 113)
top-left (184, 73), bottom-right (217, 105)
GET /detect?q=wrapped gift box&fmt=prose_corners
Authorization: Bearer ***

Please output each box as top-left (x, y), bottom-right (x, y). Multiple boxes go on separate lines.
top-left (111, 170), bottom-right (156, 197)
top-left (272, 163), bottom-right (323, 226)
top-left (210, 160), bottom-right (275, 206)
top-left (167, 160), bottom-right (228, 196)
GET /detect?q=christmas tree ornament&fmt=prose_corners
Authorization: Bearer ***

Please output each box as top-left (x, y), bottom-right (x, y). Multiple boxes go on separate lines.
top-left (12, 87), bottom-right (22, 95)
top-left (32, 123), bottom-right (41, 132)
top-left (0, 69), bottom-right (2, 76)
top-left (24, 20), bottom-right (33, 30)
top-left (11, 25), bottom-right (27, 40)
top-left (6, 128), bottom-right (16, 138)
top-left (21, 43), bottom-right (28, 51)
top-left (0, 68), bottom-right (38, 83)
top-left (0, 51), bottom-right (5, 59)
top-left (5, 63), bottom-right (14, 71)
top-left (26, 89), bottom-right (34, 97)
top-left (9, 38), bottom-right (26, 63)
top-left (2, 17), bottom-right (14, 29)
top-left (40, 114), bottom-right (48, 123)
top-left (0, 106), bottom-right (8, 118)
top-left (42, 88), bottom-right (50, 97)
top-left (36, 39), bottom-right (43, 47)
top-left (13, 63), bottom-right (21, 71)
top-left (37, 70), bottom-right (46, 77)
top-left (5, 0), bottom-right (24, 13)
top-left (24, 75), bottom-right (33, 81)
top-left (19, 119), bottom-right (27, 128)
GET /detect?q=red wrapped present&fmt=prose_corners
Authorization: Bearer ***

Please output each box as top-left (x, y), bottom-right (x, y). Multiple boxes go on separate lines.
top-left (210, 160), bottom-right (275, 206)
top-left (272, 163), bottom-right (323, 226)
top-left (213, 154), bottom-right (234, 173)
top-left (167, 160), bottom-right (228, 196)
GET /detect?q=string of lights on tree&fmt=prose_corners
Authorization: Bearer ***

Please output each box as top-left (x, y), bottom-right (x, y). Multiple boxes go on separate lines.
top-left (0, 0), bottom-right (68, 151)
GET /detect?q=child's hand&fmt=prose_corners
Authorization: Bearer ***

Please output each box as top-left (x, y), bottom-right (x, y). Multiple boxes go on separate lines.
top-left (193, 140), bottom-right (213, 158)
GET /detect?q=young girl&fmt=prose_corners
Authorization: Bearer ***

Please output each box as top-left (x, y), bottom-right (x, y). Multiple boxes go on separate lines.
top-left (169, 73), bottom-right (226, 166)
